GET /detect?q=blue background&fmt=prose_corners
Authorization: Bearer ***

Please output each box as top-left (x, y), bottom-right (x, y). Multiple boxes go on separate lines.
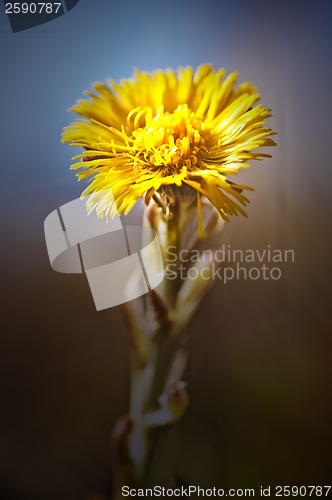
top-left (1, 1), bottom-right (332, 499)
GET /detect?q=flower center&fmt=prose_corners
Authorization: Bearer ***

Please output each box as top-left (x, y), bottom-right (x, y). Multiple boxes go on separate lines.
top-left (129, 104), bottom-right (206, 174)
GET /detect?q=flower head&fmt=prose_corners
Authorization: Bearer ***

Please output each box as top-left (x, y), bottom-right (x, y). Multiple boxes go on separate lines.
top-left (62, 64), bottom-right (276, 226)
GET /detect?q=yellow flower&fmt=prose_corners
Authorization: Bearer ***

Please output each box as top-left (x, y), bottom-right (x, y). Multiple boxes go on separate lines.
top-left (62, 64), bottom-right (276, 226)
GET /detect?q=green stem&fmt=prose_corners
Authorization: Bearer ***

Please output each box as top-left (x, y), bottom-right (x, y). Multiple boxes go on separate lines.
top-left (161, 195), bottom-right (181, 309)
top-left (112, 195), bottom-right (223, 497)
top-left (121, 199), bottom-right (182, 487)
top-left (112, 194), bottom-right (199, 493)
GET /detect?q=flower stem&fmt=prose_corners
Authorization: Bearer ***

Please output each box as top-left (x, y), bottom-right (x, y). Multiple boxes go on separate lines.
top-left (113, 198), bottom-right (184, 491)
top-left (112, 194), bottom-right (221, 495)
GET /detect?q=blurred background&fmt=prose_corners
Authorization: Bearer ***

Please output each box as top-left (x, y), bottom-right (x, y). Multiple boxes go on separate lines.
top-left (1, 0), bottom-right (332, 498)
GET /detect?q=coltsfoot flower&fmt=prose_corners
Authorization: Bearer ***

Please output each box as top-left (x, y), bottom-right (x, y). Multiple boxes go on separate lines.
top-left (62, 64), bottom-right (276, 226)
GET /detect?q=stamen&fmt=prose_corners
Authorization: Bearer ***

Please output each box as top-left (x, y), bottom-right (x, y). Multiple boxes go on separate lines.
top-left (130, 104), bottom-right (205, 172)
